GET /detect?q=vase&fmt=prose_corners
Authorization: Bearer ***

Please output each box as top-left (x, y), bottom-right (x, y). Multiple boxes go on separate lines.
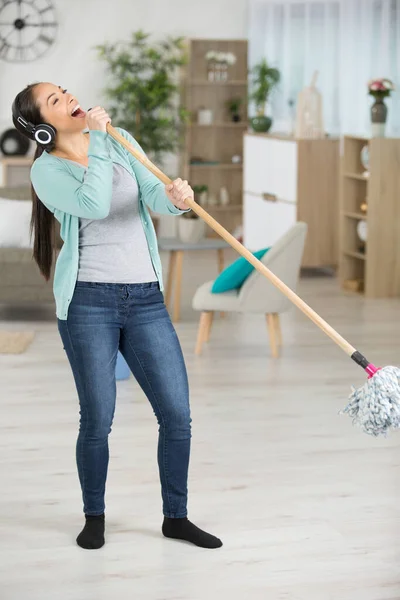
top-left (213, 62), bottom-right (228, 82)
top-left (198, 108), bottom-right (213, 125)
top-left (207, 193), bottom-right (218, 207)
top-left (178, 218), bottom-right (206, 243)
top-left (219, 187), bottom-right (230, 206)
top-left (199, 191), bottom-right (208, 206)
top-left (207, 61), bottom-right (216, 82)
top-left (250, 115), bottom-right (272, 133)
top-left (213, 62), bottom-right (221, 82)
top-left (370, 97), bottom-right (388, 138)
top-left (220, 62), bottom-right (228, 82)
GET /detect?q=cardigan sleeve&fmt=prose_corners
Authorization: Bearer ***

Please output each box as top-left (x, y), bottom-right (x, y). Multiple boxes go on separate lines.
top-left (30, 130), bottom-right (113, 220)
top-left (114, 127), bottom-right (190, 216)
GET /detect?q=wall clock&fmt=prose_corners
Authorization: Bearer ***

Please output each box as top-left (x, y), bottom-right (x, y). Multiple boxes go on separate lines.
top-left (0, 0), bottom-right (57, 62)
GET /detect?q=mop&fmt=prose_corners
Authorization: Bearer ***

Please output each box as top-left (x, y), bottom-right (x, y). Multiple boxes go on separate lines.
top-left (107, 124), bottom-right (400, 438)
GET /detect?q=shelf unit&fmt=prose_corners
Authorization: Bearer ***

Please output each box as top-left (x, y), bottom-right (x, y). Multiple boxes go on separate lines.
top-left (190, 80), bottom-right (248, 86)
top-left (339, 135), bottom-right (400, 297)
top-left (189, 164), bottom-right (243, 170)
top-left (181, 39), bottom-right (248, 236)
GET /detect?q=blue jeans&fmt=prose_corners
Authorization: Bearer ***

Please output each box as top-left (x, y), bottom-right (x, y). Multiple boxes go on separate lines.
top-left (58, 281), bottom-right (191, 518)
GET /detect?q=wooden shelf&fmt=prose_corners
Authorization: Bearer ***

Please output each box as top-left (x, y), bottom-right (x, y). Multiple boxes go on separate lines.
top-left (344, 250), bottom-right (366, 260)
top-left (189, 163), bottom-right (242, 170)
top-left (344, 172), bottom-right (369, 181)
top-left (189, 122), bottom-right (249, 128)
top-left (1, 156), bottom-right (33, 165)
top-left (344, 135), bottom-right (369, 142)
top-left (190, 80), bottom-right (248, 86)
top-left (342, 211), bottom-right (367, 220)
top-left (204, 205), bottom-right (242, 211)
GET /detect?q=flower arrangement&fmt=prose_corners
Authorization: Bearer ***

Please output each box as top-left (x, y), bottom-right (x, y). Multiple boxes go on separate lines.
top-left (205, 50), bottom-right (236, 82)
top-left (368, 78), bottom-right (395, 98)
top-left (205, 51), bottom-right (236, 65)
top-left (368, 78), bottom-right (394, 137)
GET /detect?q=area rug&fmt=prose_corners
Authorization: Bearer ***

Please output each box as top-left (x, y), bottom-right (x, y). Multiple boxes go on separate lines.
top-left (0, 331), bottom-right (34, 354)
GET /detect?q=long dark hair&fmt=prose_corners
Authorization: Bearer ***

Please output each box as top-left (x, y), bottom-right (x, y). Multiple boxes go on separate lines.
top-left (13, 83), bottom-right (56, 281)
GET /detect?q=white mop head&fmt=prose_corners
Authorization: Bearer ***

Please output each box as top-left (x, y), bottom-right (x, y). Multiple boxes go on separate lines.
top-left (341, 366), bottom-right (400, 436)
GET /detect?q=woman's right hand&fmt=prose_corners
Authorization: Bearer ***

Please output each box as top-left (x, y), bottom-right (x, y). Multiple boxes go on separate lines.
top-left (86, 106), bottom-right (111, 133)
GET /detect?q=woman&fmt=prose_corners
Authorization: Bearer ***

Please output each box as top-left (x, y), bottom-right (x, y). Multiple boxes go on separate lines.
top-left (12, 82), bottom-right (222, 551)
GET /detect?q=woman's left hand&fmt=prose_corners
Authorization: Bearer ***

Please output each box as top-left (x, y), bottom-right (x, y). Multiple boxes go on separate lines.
top-left (165, 178), bottom-right (193, 210)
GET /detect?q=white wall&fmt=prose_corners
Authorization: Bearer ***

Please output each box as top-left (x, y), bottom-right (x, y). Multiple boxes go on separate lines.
top-left (1, 0), bottom-right (249, 134)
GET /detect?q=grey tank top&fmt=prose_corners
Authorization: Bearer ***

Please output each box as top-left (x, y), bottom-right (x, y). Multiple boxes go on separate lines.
top-left (74, 162), bottom-right (156, 283)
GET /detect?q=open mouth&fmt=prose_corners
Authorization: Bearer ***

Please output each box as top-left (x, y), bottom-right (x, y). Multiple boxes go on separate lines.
top-left (71, 105), bottom-right (86, 119)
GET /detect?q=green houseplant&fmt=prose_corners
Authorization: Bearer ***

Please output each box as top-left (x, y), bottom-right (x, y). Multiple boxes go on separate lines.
top-left (96, 31), bottom-right (189, 165)
top-left (226, 97), bottom-right (242, 122)
top-left (249, 58), bottom-right (280, 133)
top-left (193, 184), bottom-right (208, 206)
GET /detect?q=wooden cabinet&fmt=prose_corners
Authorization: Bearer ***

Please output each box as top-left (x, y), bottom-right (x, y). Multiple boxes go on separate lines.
top-left (339, 136), bottom-right (400, 297)
top-left (243, 133), bottom-right (339, 268)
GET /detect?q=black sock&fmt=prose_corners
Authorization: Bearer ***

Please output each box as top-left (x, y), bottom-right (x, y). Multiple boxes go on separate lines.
top-left (162, 517), bottom-right (222, 549)
top-left (76, 514), bottom-right (105, 550)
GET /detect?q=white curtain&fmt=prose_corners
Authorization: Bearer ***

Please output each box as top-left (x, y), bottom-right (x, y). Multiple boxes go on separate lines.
top-left (249, 0), bottom-right (400, 137)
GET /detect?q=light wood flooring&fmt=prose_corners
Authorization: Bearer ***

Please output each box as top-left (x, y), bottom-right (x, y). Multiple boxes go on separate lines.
top-left (0, 250), bottom-right (399, 600)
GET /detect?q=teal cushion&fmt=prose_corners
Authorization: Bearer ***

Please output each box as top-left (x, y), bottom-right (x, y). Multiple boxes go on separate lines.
top-left (211, 248), bottom-right (270, 294)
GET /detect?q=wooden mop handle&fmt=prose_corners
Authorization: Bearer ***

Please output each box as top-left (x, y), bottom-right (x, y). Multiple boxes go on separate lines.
top-left (107, 124), bottom-right (356, 358)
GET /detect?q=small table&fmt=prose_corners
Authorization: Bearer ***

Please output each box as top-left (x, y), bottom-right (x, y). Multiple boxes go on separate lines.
top-left (158, 238), bottom-right (229, 322)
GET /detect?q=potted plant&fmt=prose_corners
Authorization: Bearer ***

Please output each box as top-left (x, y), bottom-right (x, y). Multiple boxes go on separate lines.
top-left (193, 184), bottom-right (208, 206)
top-left (178, 210), bottom-right (206, 244)
top-left (249, 58), bottom-right (280, 133)
top-left (96, 31), bottom-right (189, 166)
top-left (368, 78), bottom-right (395, 137)
top-left (226, 97), bottom-right (242, 122)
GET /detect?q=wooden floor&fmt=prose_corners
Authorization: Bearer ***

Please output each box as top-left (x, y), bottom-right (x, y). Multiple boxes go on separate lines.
top-left (0, 250), bottom-right (399, 600)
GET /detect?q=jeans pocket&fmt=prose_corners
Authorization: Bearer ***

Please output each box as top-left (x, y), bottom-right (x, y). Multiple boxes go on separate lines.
top-left (135, 282), bottom-right (163, 305)
top-left (70, 282), bottom-right (107, 312)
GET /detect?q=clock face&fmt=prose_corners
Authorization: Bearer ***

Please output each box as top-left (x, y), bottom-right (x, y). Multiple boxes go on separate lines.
top-left (0, 0), bottom-right (57, 62)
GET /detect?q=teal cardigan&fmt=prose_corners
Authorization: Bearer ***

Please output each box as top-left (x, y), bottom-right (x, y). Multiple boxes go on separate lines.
top-left (30, 127), bottom-right (184, 320)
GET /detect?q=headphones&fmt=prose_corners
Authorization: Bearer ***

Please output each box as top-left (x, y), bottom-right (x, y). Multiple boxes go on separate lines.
top-left (12, 96), bottom-right (57, 148)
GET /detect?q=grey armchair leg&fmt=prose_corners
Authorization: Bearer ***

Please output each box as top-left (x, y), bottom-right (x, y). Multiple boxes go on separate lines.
top-left (205, 311), bottom-right (214, 342)
top-left (273, 313), bottom-right (282, 347)
top-left (195, 312), bottom-right (214, 355)
top-left (266, 313), bottom-right (280, 358)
